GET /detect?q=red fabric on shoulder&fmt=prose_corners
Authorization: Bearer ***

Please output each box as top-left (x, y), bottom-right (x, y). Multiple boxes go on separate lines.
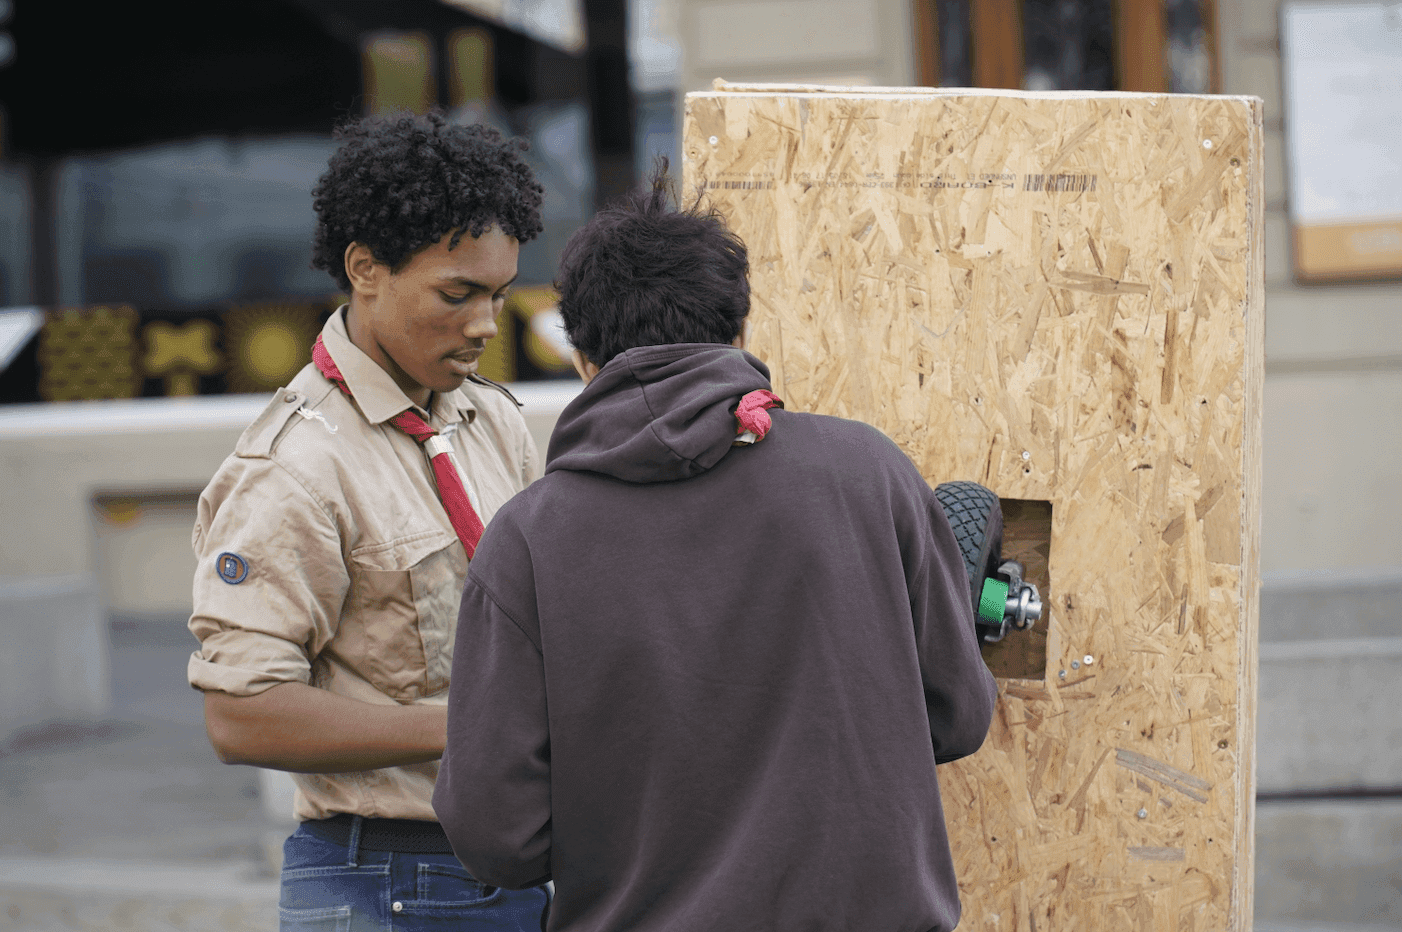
top-left (313, 334), bottom-right (485, 558)
top-left (734, 389), bottom-right (784, 441)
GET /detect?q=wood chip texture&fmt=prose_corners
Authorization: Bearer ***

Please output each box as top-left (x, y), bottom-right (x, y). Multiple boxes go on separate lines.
top-left (683, 84), bottom-right (1264, 932)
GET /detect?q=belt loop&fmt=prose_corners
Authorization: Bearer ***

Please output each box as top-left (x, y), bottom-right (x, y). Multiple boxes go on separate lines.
top-left (347, 815), bottom-right (364, 867)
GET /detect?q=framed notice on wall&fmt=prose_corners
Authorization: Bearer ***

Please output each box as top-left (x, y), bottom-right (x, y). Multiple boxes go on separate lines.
top-left (1282, 2), bottom-right (1402, 282)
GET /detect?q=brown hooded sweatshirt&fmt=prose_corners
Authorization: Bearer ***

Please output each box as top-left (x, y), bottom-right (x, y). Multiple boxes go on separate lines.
top-left (434, 343), bottom-right (997, 932)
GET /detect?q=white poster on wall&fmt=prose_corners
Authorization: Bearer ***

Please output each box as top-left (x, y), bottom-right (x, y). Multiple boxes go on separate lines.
top-left (1281, 1), bottom-right (1402, 280)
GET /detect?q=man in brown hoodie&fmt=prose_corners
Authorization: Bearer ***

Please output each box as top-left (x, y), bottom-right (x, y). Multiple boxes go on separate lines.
top-left (434, 173), bottom-right (998, 932)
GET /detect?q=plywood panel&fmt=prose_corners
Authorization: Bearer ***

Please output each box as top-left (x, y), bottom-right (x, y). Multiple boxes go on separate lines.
top-left (684, 84), bottom-right (1264, 931)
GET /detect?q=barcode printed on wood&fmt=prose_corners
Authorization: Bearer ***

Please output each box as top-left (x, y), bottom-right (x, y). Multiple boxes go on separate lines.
top-left (705, 180), bottom-right (776, 190)
top-left (1023, 173), bottom-right (1099, 192)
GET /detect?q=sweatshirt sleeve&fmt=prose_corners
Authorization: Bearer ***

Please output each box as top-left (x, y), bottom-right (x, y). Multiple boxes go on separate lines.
top-left (909, 485), bottom-right (998, 764)
top-left (433, 570), bottom-right (552, 888)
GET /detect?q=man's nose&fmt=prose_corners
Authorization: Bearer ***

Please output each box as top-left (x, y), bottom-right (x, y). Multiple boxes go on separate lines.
top-left (464, 302), bottom-right (499, 341)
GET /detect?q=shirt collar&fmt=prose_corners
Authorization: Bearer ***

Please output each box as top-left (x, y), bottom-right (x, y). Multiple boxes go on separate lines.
top-left (319, 307), bottom-right (477, 428)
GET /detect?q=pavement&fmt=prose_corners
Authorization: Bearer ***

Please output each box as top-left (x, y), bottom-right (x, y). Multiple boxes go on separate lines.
top-left (0, 618), bottom-right (278, 931)
top-left (0, 616), bottom-right (1398, 931)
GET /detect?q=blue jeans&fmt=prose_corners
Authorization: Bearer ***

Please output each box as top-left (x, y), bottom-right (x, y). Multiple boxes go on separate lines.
top-left (279, 819), bottom-right (551, 931)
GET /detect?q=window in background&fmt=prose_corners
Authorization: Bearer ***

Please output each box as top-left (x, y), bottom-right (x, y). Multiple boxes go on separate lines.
top-left (917, 0), bottom-right (1218, 93)
top-left (53, 137), bottom-right (340, 311)
top-left (630, 0), bottom-right (682, 180)
top-left (1022, 0), bottom-right (1114, 90)
top-left (0, 164), bottom-right (27, 306)
top-left (1166, 0), bottom-right (1215, 93)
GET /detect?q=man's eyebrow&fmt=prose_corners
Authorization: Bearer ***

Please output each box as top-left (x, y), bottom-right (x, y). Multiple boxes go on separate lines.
top-left (437, 272), bottom-right (520, 289)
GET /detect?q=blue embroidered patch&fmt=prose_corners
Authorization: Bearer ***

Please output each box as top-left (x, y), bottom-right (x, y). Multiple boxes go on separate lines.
top-left (216, 552), bottom-right (249, 585)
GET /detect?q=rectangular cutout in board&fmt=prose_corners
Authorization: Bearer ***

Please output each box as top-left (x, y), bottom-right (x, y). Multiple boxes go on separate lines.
top-left (1282, 1), bottom-right (1402, 282)
top-left (980, 498), bottom-right (1051, 681)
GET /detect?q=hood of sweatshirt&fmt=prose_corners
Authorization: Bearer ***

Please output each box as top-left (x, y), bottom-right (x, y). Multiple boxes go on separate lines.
top-left (545, 343), bottom-right (775, 484)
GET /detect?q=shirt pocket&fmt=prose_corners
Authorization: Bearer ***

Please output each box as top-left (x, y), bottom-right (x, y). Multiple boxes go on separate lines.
top-left (341, 531), bottom-right (465, 701)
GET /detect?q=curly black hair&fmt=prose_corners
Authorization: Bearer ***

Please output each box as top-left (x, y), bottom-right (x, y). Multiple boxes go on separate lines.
top-left (311, 111), bottom-right (544, 290)
top-left (556, 163), bottom-right (750, 368)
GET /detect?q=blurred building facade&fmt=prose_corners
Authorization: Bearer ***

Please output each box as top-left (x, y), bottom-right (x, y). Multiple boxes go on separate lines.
top-left (0, 0), bottom-right (627, 401)
top-left (0, 0), bottom-right (663, 724)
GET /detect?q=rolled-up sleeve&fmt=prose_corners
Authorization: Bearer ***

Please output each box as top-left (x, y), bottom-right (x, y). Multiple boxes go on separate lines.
top-left (187, 455), bottom-right (348, 697)
top-left (434, 570), bottom-right (552, 889)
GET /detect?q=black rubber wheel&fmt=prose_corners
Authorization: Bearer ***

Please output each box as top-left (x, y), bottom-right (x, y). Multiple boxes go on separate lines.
top-left (933, 481), bottom-right (1005, 620)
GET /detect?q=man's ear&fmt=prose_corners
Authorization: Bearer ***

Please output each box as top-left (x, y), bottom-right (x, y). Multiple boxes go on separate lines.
top-left (571, 348), bottom-right (600, 385)
top-left (344, 242), bottom-right (382, 297)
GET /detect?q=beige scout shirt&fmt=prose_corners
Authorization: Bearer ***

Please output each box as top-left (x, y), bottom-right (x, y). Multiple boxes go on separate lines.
top-left (188, 309), bottom-right (540, 821)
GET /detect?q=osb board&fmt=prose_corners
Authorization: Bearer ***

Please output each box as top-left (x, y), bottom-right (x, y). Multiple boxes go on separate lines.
top-left (683, 86), bottom-right (1264, 931)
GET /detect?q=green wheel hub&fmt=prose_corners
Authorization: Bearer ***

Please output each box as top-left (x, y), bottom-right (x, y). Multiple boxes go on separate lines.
top-left (978, 577), bottom-right (1009, 624)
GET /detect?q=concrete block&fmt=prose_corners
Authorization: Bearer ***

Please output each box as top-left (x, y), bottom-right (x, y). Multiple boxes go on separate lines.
top-left (1257, 924), bottom-right (1402, 932)
top-left (690, 0), bottom-right (880, 69)
top-left (1261, 371), bottom-right (1402, 573)
top-left (257, 768), bottom-right (298, 824)
top-left (1262, 570), bottom-right (1402, 642)
top-left (1266, 208), bottom-right (1292, 284)
top-left (1233, 54), bottom-right (1282, 125)
top-left (1264, 283), bottom-right (1402, 361)
top-left (0, 396), bottom-right (259, 579)
top-left (0, 575), bottom-right (110, 739)
top-left (1257, 638), bottom-right (1402, 792)
top-left (1236, 0), bottom-right (1282, 44)
top-left (1255, 799), bottom-right (1402, 926)
top-left (516, 380), bottom-right (582, 462)
top-left (1266, 126), bottom-right (1286, 209)
top-left (94, 495), bottom-right (200, 617)
top-left (256, 768), bottom-right (300, 872)
top-left (0, 385), bottom-right (579, 615)
top-left (677, 0), bottom-right (913, 93)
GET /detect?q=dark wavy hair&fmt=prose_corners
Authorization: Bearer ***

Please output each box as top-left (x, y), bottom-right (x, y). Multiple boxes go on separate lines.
top-left (556, 164), bottom-right (750, 368)
top-left (311, 111), bottom-right (544, 290)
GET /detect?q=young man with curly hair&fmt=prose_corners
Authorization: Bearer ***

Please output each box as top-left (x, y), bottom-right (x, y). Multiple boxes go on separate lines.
top-left (433, 173), bottom-right (998, 932)
top-left (188, 112), bottom-right (551, 930)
